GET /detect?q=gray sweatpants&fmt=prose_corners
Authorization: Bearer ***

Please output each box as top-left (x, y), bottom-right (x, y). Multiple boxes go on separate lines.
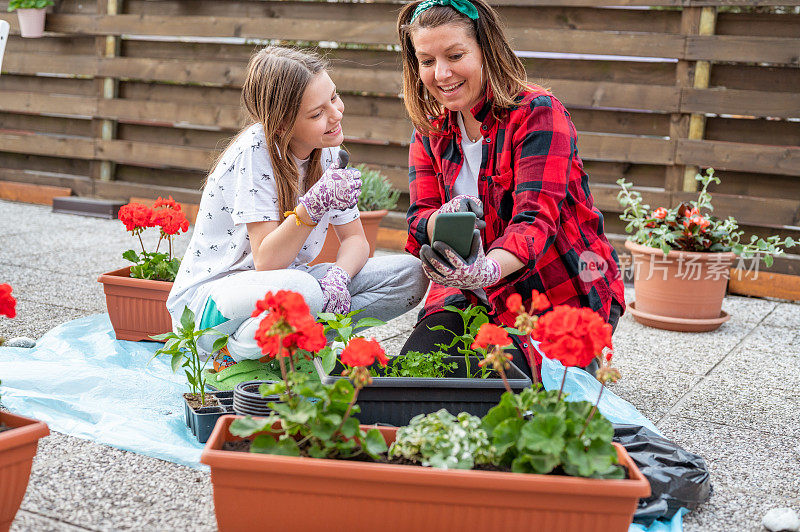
top-left (195, 255), bottom-right (428, 361)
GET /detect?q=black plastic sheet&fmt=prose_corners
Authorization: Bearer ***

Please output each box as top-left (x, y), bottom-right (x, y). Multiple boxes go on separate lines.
top-left (614, 424), bottom-right (713, 526)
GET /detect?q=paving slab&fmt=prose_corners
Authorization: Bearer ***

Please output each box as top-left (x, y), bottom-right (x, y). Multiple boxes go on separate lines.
top-left (0, 264), bottom-right (107, 314)
top-left (10, 509), bottom-right (95, 532)
top-left (761, 302), bottom-right (800, 329)
top-left (0, 299), bottom-right (88, 340)
top-left (712, 344), bottom-right (800, 393)
top-left (605, 367), bottom-right (702, 423)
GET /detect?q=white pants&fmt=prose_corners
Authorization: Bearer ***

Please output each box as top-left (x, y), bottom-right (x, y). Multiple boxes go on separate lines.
top-left (192, 255), bottom-right (428, 362)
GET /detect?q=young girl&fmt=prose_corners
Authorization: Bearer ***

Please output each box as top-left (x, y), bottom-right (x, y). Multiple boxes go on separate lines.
top-left (396, 0), bottom-right (625, 379)
top-left (167, 46), bottom-right (427, 375)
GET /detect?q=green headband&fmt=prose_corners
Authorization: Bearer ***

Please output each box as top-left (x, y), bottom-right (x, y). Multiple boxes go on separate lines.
top-left (410, 0), bottom-right (479, 23)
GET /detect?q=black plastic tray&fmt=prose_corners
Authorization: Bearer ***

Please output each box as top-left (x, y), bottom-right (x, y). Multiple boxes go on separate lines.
top-left (183, 390), bottom-right (233, 444)
top-left (313, 356), bottom-right (531, 426)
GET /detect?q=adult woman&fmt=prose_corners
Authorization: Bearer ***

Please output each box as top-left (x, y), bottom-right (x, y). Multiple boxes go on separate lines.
top-left (396, 0), bottom-right (624, 378)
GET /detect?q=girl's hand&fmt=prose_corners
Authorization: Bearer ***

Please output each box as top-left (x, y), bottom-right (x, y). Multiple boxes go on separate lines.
top-left (419, 230), bottom-right (500, 289)
top-left (299, 162), bottom-right (362, 223)
top-left (318, 265), bottom-right (352, 315)
top-left (437, 194), bottom-right (486, 229)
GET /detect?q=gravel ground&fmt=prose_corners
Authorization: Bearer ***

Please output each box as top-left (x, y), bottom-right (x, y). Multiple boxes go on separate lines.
top-left (1, 199), bottom-right (799, 531)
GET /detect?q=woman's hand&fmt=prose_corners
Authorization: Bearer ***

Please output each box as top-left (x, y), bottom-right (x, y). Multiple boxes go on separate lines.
top-left (299, 162), bottom-right (362, 223)
top-left (318, 265), bottom-right (352, 314)
top-left (419, 230), bottom-right (500, 289)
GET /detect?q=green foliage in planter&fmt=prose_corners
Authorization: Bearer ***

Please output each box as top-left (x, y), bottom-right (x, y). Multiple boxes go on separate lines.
top-left (229, 372), bottom-right (387, 460)
top-left (430, 305), bottom-right (495, 378)
top-left (390, 409), bottom-right (494, 470)
top-left (150, 306), bottom-right (228, 406)
top-left (7, 0), bottom-right (54, 11)
top-left (316, 309), bottom-right (386, 374)
top-left (482, 386), bottom-right (624, 479)
top-left (123, 250), bottom-right (181, 282)
top-left (384, 350), bottom-right (457, 378)
top-left (355, 164), bottom-right (400, 212)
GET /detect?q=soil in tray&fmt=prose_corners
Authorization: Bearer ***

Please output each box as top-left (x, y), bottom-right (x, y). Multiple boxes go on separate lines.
top-left (184, 393), bottom-right (220, 411)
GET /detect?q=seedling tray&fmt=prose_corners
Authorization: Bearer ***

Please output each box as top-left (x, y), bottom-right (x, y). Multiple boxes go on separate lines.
top-left (314, 356), bottom-right (531, 426)
top-left (184, 390), bottom-right (233, 444)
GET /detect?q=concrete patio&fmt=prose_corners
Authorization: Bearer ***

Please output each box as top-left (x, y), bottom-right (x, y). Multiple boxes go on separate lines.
top-left (1, 198), bottom-right (798, 531)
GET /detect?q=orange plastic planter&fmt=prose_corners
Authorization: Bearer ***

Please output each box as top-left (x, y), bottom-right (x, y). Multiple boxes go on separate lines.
top-left (97, 266), bottom-right (173, 341)
top-left (0, 412), bottom-right (49, 532)
top-left (202, 415), bottom-right (650, 531)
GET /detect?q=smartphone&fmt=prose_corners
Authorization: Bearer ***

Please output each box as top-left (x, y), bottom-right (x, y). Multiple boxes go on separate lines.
top-left (432, 212), bottom-right (476, 259)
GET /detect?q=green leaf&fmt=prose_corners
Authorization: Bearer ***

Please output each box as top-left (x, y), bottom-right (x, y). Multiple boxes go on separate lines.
top-left (211, 336), bottom-right (228, 353)
top-left (518, 415), bottom-right (566, 456)
top-left (179, 306), bottom-right (195, 333)
top-left (171, 353), bottom-right (183, 374)
top-left (122, 249), bottom-right (139, 263)
top-left (354, 317), bottom-right (386, 329)
top-left (562, 439), bottom-right (617, 478)
top-left (339, 416), bottom-right (360, 438)
top-left (764, 255), bottom-right (773, 268)
top-left (149, 331), bottom-right (177, 341)
top-left (492, 417), bottom-right (524, 456)
top-left (283, 399), bottom-right (318, 425)
top-left (320, 346), bottom-right (336, 375)
top-left (229, 416), bottom-right (273, 437)
top-left (250, 435), bottom-right (300, 456)
top-left (511, 453), bottom-right (559, 475)
top-left (363, 428), bottom-right (388, 458)
top-left (481, 392), bottom-right (519, 435)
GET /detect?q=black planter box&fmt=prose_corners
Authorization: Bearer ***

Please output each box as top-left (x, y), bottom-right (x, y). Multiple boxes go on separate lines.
top-left (183, 390), bottom-right (234, 444)
top-left (313, 356), bottom-right (531, 426)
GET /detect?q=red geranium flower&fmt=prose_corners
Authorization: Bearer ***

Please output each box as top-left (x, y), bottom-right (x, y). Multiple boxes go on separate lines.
top-left (340, 337), bottom-right (388, 367)
top-left (472, 323), bottom-right (511, 350)
top-left (533, 305), bottom-right (612, 368)
top-left (118, 203), bottom-right (155, 232)
top-left (531, 290), bottom-right (551, 312)
top-left (0, 283), bottom-right (16, 319)
top-left (153, 208), bottom-right (189, 236)
top-left (506, 293), bottom-right (523, 313)
top-left (153, 196), bottom-right (182, 212)
top-left (653, 207), bottom-right (669, 220)
top-left (252, 291), bottom-right (325, 359)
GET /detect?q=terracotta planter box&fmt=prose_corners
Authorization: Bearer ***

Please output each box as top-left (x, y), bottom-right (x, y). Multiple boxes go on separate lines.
top-left (310, 209), bottom-right (388, 265)
top-left (0, 412), bottom-right (49, 532)
top-left (202, 415), bottom-right (650, 531)
top-left (625, 240), bottom-right (736, 332)
top-left (97, 266), bottom-right (173, 341)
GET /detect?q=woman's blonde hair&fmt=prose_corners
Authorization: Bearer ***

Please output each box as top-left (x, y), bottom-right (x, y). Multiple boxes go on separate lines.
top-left (397, 0), bottom-right (532, 135)
top-left (210, 46), bottom-right (328, 219)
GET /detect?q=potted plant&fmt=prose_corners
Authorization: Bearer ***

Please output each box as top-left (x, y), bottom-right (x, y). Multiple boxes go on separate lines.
top-left (312, 305), bottom-right (531, 426)
top-left (201, 290), bottom-right (650, 531)
top-left (617, 169), bottom-right (796, 332)
top-left (0, 284), bottom-right (50, 532)
top-left (311, 164), bottom-right (399, 264)
top-left (150, 306), bottom-right (231, 444)
top-left (97, 197), bottom-right (189, 341)
top-left (7, 0), bottom-right (53, 38)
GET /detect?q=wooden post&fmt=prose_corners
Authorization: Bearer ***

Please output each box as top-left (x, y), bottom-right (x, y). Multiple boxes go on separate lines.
top-left (91, 0), bottom-right (120, 185)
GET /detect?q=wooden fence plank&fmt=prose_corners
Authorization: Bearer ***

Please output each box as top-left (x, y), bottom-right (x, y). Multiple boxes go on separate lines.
top-left (0, 132), bottom-right (94, 159)
top-left (96, 139), bottom-right (213, 170)
top-left (677, 139), bottom-right (800, 177)
top-left (672, 191), bottom-right (800, 227)
top-left (0, 91), bottom-right (96, 117)
top-left (686, 35), bottom-right (800, 64)
top-left (682, 87), bottom-right (800, 119)
top-left (549, 79), bottom-right (680, 113)
top-left (579, 134), bottom-right (674, 165)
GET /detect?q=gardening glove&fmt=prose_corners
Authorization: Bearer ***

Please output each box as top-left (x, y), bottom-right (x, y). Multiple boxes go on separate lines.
top-left (318, 265), bottom-right (352, 315)
top-left (420, 230), bottom-right (501, 290)
top-left (436, 194), bottom-right (486, 230)
top-left (298, 150), bottom-right (362, 223)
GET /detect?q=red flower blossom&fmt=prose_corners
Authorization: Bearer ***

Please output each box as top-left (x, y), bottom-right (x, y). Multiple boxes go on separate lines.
top-left (0, 283), bottom-right (16, 319)
top-left (653, 207), bottom-right (669, 220)
top-left (506, 293), bottom-right (523, 313)
top-left (153, 208), bottom-right (189, 236)
top-left (472, 323), bottom-right (512, 350)
top-left (531, 290), bottom-right (551, 312)
top-left (252, 291), bottom-right (325, 359)
top-left (340, 337), bottom-right (388, 367)
top-left (153, 196), bottom-right (182, 212)
top-left (118, 203), bottom-right (155, 232)
top-left (532, 305), bottom-right (612, 368)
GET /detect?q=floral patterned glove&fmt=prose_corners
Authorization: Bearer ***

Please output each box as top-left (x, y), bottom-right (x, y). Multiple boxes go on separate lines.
top-left (299, 157), bottom-right (362, 223)
top-left (437, 194), bottom-right (486, 230)
top-left (318, 265), bottom-right (352, 315)
top-left (420, 230), bottom-right (501, 289)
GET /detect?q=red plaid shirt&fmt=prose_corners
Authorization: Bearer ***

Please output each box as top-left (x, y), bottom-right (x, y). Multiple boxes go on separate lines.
top-left (405, 88), bottom-right (625, 371)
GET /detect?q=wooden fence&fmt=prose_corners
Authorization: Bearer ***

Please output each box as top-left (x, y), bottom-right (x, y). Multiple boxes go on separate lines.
top-left (1, 0), bottom-right (799, 275)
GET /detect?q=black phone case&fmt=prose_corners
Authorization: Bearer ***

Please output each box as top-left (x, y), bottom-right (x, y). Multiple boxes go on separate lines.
top-left (432, 212), bottom-right (476, 258)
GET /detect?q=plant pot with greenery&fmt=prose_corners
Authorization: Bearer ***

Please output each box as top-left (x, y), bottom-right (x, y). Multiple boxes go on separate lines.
top-left (0, 284), bottom-right (50, 532)
top-left (98, 197), bottom-right (189, 341)
top-left (311, 164), bottom-right (399, 265)
top-left (151, 306), bottom-right (231, 444)
top-left (618, 169), bottom-right (796, 332)
top-left (201, 290), bottom-right (649, 531)
top-left (7, 0), bottom-right (53, 38)
top-left (313, 305), bottom-right (531, 426)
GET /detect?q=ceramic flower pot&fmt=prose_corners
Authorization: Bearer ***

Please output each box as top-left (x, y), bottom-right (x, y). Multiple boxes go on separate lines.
top-left (0, 412), bottom-right (49, 532)
top-left (202, 415), bottom-right (650, 532)
top-left (625, 240), bottom-right (736, 332)
top-left (97, 266), bottom-right (173, 341)
top-left (310, 209), bottom-right (388, 265)
top-left (15, 8), bottom-right (46, 38)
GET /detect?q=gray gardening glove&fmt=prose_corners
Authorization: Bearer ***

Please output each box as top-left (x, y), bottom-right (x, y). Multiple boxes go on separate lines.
top-left (299, 151), bottom-right (362, 223)
top-left (436, 194), bottom-right (486, 230)
top-left (318, 265), bottom-right (352, 315)
top-left (420, 230), bottom-right (500, 289)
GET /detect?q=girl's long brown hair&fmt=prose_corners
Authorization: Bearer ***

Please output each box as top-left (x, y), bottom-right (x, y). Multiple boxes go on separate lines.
top-left (210, 46), bottom-right (328, 219)
top-left (397, 0), bottom-right (533, 135)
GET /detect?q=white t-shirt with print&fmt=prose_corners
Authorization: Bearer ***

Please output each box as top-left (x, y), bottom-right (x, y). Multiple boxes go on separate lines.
top-left (167, 123), bottom-right (359, 319)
